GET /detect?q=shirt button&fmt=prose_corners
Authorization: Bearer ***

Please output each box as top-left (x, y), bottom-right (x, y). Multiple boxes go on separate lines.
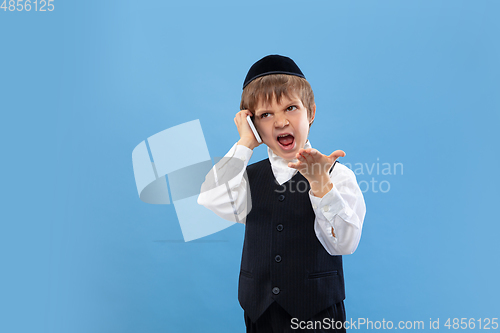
top-left (323, 206), bottom-right (330, 212)
top-left (272, 287), bottom-right (280, 295)
top-left (276, 224), bottom-right (283, 232)
top-left (275, 255), bottom-right (282, 263)
top-left (278, 194), bottom-right (285, 202)
top-left (240, 156), bottom-right (246, 161)
top-left (312, 205), bottom-right (317, 209)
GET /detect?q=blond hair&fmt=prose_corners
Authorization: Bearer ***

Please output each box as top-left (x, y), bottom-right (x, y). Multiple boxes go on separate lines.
top-left (240, 74), bottom-right (315, 126)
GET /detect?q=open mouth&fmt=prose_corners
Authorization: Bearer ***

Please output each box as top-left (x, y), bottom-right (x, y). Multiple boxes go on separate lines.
top-left (276, 133), bottom-right (295, 151)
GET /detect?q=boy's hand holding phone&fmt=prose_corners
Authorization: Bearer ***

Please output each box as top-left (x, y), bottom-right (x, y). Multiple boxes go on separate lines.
top-left (288, 148), bottom-right (346, 198)
top-left (234, 110), bottom-right (262, 150)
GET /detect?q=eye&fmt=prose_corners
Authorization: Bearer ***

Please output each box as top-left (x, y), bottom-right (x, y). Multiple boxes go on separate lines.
top-left (286, 105), bottom-right (297, 111)
top-left (260, 112), bottom-right (270, 119)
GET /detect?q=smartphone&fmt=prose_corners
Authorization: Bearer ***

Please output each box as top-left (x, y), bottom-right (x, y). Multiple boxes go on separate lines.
top-left (246, 115), bottom-right (262, 143)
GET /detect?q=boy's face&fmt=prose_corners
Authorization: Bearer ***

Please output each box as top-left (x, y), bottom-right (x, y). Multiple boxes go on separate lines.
top-left (254, 93), bottom-right (315, 162)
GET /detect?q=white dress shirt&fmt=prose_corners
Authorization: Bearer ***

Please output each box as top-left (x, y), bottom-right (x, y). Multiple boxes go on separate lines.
top-left (197, 140), bottom-right (366, 255)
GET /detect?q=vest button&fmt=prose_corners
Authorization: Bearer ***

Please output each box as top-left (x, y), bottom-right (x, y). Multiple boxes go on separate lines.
top-left (275, 255), bottom-right (282, 263)
top-left (272, 287), bottom-right (280, 295)
top-left (276, 224), bottom-right (283, 231)
top-left (278, 194), bottom-right (285, 201)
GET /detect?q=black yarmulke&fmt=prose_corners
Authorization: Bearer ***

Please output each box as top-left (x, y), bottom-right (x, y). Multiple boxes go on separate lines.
top-left (243, 55), bottom-right (305, 89)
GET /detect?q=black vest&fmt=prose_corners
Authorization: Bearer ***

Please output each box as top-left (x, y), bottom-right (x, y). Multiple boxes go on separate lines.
top-left (238, 159), bottom-right (345, 323)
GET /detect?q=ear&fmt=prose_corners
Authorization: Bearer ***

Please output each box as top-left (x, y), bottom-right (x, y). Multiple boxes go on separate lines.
top-left (308, 103), bottom-right (316, 124)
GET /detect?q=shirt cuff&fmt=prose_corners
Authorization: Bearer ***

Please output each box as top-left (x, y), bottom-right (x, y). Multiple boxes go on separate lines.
top-left (309, 185), bottom-right (354, 227)
top-left (213, 143), bottom-right (253, 186)
top-left (217, 143), bottom-right (253, 167)
top-left (232, 142), bottom-right (254, 162)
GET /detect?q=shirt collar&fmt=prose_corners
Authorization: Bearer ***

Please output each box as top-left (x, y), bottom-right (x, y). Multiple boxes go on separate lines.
top-left (268, 140), bottom-right (312, 185)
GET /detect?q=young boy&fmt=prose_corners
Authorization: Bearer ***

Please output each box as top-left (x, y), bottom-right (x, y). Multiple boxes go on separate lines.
top-left (198, 55), bottom-right (366, 332)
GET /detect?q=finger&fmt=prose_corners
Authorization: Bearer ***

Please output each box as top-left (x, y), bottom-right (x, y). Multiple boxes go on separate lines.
top-left (308, 149), bottom-right (322, 162)
top-left (298, 151), bottom-right (311, 165)
top-left (238, 112), bottom-right (251, 125)
top-left (301, 150), bottom-right (315, 165)
top-left (241, 109), bottom-right (253, 118)
top-left (329, 150), bottom-right (346, 160)
top-left (290, 161), bottom-right (307, 171)
top-left (236, 110), bottom-right (246, 119)
top-left (235, 116), bottom-right (243, 128)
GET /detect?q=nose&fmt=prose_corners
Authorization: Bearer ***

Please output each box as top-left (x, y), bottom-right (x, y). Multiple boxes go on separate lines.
top-left (274, 114), bottom-right (289, 128)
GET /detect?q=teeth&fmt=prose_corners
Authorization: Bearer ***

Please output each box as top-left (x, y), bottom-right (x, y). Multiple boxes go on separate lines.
top-left (278, 134), bottom-right (289, 137)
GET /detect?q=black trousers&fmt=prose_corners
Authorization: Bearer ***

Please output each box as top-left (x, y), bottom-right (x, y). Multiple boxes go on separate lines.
top-left (244, 301), bottom-right (347, 333)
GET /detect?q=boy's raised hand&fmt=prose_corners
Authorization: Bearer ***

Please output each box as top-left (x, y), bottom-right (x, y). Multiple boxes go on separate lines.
top-left (288, 148), bottom-right (346, 198)
top-left (234, 110), bottom-right (262, 150)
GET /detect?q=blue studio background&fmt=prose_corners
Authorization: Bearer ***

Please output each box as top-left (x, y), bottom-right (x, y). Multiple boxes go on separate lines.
top-left (1, 0), bottom-right (499, 332)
